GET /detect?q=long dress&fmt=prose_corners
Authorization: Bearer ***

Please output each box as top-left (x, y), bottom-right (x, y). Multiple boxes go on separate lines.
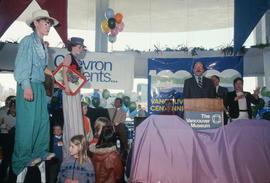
top-left (62, 54), bottom-right (84, 158)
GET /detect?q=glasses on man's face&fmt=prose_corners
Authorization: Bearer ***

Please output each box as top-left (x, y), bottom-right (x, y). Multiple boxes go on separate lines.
top-left (41, 20), bottom-right (52, 27)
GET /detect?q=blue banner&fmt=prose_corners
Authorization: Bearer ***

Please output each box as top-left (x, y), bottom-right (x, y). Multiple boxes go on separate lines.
top-left (234, 0), bottom-right (270, 54)
top-left (148, 56), bottom-right (243, 115)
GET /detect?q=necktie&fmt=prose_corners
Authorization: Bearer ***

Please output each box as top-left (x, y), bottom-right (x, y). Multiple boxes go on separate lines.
top-left (198, 77), bottom-right (202, 88)
top-left (111, 108), bottom-right (118, 122)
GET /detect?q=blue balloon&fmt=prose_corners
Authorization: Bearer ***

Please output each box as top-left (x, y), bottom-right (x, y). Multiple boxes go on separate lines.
top-left (121, 104), bottom-right (129, 112)
top-left (105, 8), bottom-right (114, 20)
top-left (129, 109), bottom-right (138, 118)
top-left (92, 92), bottom-right (100, 99)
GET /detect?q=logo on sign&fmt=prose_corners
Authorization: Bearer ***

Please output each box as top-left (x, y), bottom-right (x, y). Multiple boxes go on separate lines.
top-left (212, 114), bottom-right (222, 124)
top-left (54, 55), bottom-right (118, 83)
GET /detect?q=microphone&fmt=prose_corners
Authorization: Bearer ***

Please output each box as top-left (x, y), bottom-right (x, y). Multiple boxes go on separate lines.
top-left (168, 91), bottom-right (177, 98)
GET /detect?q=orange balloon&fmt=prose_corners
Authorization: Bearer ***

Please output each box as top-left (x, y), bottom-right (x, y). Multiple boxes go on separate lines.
top-left (101, 20), bottom-right (110, 33)
top-left (114, 13), bottom-right (123, 24)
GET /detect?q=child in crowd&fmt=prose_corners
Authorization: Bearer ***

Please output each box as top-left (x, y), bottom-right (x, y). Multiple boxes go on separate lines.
top-left (47, 124), bottom-right (63, 183)
top-left (92, 117), bottom-right (111, 144)
top-left (81, 102), bottom-right (93, 143)
top-left (89, 117), bottom-right (111, 145)
top-left (58, 135), bottom-right (95, 183)
top-left (52, 124), bottom-right (63, 163)
top-left (90, 125), bottom-right (123, 183)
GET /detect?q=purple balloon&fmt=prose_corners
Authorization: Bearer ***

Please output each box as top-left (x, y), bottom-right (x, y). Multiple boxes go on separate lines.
top-left (117, 22), bottom-right (125, 32)
top-left (111, 27), bottom-right (119, 36)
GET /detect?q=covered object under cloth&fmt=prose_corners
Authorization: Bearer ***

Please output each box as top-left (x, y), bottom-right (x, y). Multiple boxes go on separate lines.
top-left (129, 115), bottom-right (270, 183)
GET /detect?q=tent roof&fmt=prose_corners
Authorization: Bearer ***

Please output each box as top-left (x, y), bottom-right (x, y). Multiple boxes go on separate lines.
top-left (17, 0), bottom-right (234, 33)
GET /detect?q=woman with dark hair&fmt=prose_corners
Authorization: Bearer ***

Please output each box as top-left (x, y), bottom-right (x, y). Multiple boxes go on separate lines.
top-left (90, 125), bottom-right (123, 183)
top-left (225, 77), bottom-right (260, 121)
top-left (62, 37), bottom-right (86, 158)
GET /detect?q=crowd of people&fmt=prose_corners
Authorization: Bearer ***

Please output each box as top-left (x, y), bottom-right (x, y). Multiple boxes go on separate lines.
top-left (0, 94), bottom-right (130, 183)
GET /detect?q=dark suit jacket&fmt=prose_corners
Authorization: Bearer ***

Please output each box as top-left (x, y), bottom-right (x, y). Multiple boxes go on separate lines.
top-left (183, 76), bottom-right (216, 99)
top-left (216, 86), bottom-right (229, 124)
top-left (217, 86), bottom-right (228, 99)
top-left (225, 91), bottom-right (259, 119)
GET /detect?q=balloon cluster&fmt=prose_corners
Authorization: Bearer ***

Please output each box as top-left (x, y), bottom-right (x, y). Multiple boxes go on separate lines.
top-left (83, 90), bottom-right (137, 118)
top-left (101, 8), bottom-right (125, 43)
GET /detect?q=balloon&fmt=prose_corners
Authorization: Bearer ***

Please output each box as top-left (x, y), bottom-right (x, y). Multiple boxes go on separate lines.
top-left (129, 109), bottom-right (138, 119)
top-left (101, 20), bottom-right (110, 33)
top-left (105, 8), bottom-right (114, 20)
top-left (116, 93), bottom-right (124, 99)
top-left (261, 86), bottom-right (270, 97)
top-left (114, 13), bottom-right (123, 24)
top-left (129, 102), bottom-right (137, 113)
top-left (102, 89), bottom-right (110, 99)
top-left (110, 27), bottom-right (119, 37)
top-left (121, 104), bottom-right (129, 112)
top-left (92, 97), bottom-right (100, 108)
top-left (116, 22), bottom-right (125, 32)
top-left (84, 96), bottom-right (91, 105)
top-left (92, 92), bottom-right (100, 99)
top-left (108, 34), bottom-right (117, 43)
top-left (123, 96), bottom-right (130, 107)
top-left (108, 18), bottom-right (116, 29)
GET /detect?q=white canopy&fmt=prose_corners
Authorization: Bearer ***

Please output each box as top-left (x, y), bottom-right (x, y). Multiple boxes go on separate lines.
top-left (16, 0), bottom-right (233, 33)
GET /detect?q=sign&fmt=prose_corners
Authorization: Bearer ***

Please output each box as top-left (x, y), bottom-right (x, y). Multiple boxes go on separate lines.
top-left (51, 50), bottom-right (135, 91)
top-left (185, 111), bottom-right (223, 130)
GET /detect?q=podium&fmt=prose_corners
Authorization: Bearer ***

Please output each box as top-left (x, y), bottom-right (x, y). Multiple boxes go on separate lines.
top-left (184, 98), bottom-right (224, 130)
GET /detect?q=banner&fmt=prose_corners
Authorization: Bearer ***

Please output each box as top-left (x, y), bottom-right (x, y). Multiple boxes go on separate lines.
top-left (234, 0), bottom-right (270, 54)
top-left (148, 56), bottom-right (243, 116)
top-left (52, 51), bottom-right (134, 91)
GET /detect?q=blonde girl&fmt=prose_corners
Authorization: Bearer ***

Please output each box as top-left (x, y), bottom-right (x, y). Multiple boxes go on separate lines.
top-left (58, 135), bottom-right (95, 183)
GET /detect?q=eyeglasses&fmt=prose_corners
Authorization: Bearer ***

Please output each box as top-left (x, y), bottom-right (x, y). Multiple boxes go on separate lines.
top-left (41, 20), bottom-right (52, 27)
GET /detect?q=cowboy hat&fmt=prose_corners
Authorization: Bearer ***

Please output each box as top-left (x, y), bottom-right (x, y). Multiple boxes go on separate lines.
top-left (26, 9), bottom-right (59, 27)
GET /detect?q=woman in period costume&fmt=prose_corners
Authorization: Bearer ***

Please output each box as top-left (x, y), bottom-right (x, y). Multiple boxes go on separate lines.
top-left (62, 37), bottom-right (86, 157)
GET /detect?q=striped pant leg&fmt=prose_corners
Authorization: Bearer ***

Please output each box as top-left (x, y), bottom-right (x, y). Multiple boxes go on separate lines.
top-left (62, 92), bottom-right (84, 158)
